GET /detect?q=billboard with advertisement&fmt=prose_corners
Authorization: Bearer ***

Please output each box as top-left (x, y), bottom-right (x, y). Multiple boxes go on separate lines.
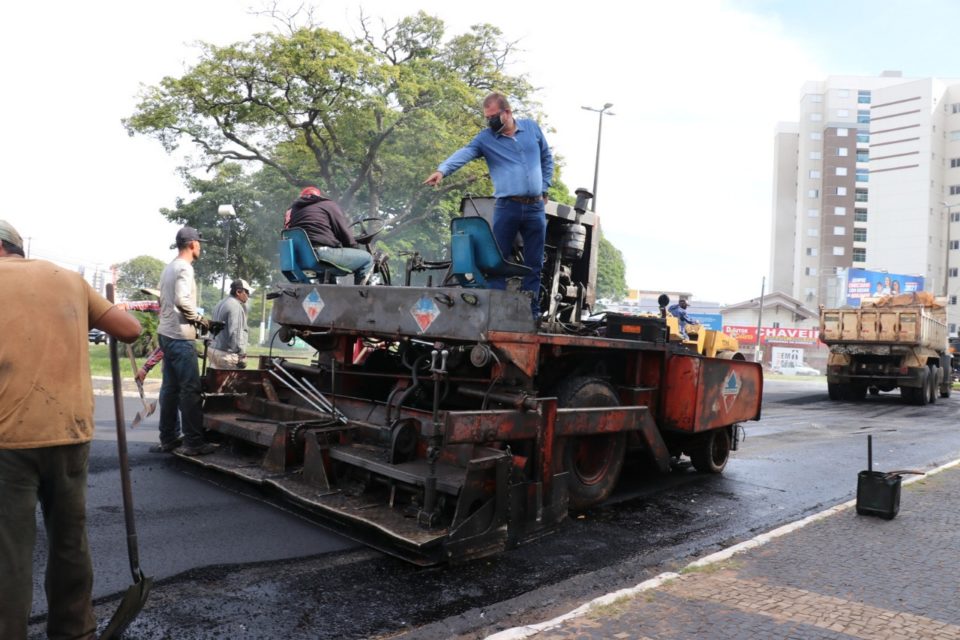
top-left (688, 313), bottom-right (722, 330)
top-left (845, 268), bottom-right (924, 306)
top-left (722, 325), bottom-right (821, 346)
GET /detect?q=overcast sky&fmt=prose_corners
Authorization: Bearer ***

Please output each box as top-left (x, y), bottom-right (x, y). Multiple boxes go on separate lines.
top-left (2, 0), bottom-right (957, 303)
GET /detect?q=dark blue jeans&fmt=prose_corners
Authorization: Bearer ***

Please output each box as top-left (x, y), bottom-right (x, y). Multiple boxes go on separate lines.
top-left (490, 198), bottom-right (546, 317)
top-left (158, 335), bottom-right (204, 448)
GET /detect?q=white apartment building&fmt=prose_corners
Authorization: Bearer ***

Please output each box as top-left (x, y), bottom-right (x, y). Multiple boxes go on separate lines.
top-left (770, 71), bottom-right (960, 334)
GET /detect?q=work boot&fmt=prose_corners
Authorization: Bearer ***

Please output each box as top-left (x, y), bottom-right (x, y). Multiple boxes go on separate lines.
top-left (149, 436), bottom-right (183, 453)
top-left (180, 443), bottom-right (217, 456)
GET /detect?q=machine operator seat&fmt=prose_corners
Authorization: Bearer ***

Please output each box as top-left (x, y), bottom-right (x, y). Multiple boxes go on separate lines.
top-left (279, 227), bottom-right (352, 284)
top-left (449, 216), bottom-right (530, 288)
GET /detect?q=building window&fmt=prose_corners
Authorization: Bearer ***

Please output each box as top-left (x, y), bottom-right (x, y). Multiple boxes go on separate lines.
top-left (834, 226), bottom-right (845, 235)
top-left (857, 110), bottom-right (870, 124)
top-left (837, 109), bottom-right (849, 117)
top-left (952, 296), bottom-right (958, 305)
top-left (951, 185), bottom-right (960, 196)
top-left (950, 131), bottom-right (960, 141)
top-left (952, 240), bottom-right (960, 250)
top-left (837, 147), bottom-right (849, 157)
top-left (808, 229), bottom-right (819, 237)
top-left (808, 189), bottom-right (820, 198)
top-left (809, 151), bottom-right (822, 160)
top-left (951, 323), bottom-right (957, 334)
top-left (857, 151), bottom-right (869, 162)
top-left (856, 168), bottom-right (869, 182)
top-left (855, 208), bottom-right (868, 221)
top-left (805, 267), bottom-right (818, 276)
top-left (858, 90), bottom-right (871, 104)
top-left (806, 247), bottom-right (818, 256)
top-left (854, 228), bottom-right (867, 242)
top-left (836, 167), bottom-right (848, 176)
top-left (810, 132), bottom-right (822, 140)
top-left (857, 132), bottom-right (870, 144)
top-left (804, 287), bottom-right (817, 297)
top-left (952, 212), bottom-right (960, 222)
top-left (833, 246), bottom-right (845, 256)
top-left (855, 188), bottom-right (868, 202)
top-left (810, 94), bottom-right (824, 103)
top-left (837, 187), bottom-right (848, 196)
top-left (810, 170), bottom-right (821, 179)
top-left (953, 103), bottom-right (960, 114)
top-left (950, 268), bottom-right (959, 277)
top-left (807, 208), bottom-right (819, 217)
top-left (835, 206), bottom-right (847, 215)
top-left (951, 158), bottom-right (960, 168)
top-left (853, 248), bottom-right (866, 262)
top-left (810, 113), bottom-right (823, 122)
top-left (837, 127), bottom-right (849, 137)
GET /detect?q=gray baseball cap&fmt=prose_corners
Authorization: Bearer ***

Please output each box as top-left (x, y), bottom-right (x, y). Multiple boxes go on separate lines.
top-left (0, 220), bottom-right (23, 250)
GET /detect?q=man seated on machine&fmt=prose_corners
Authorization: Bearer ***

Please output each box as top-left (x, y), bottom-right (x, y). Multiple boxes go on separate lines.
top-left (284, 186), bottom-right (373, 285)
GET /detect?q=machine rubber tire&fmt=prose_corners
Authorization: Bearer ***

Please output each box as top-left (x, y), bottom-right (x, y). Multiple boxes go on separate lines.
top-left (927, 365), bottom-right (938, 405)
top-left (689, 428), bottom-right (731, 474)
top-left (827, 382), bottom-right (845, 401)
top-left (868, 386), bottom-right (880, 396)
top-left (555, 377), bottom-right (627, 511)
top-left (941, 375), bottom-right (953, 398)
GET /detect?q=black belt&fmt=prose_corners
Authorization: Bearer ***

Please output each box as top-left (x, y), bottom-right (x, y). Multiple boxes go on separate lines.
top-left (503, 195), bottom-right (542, 204)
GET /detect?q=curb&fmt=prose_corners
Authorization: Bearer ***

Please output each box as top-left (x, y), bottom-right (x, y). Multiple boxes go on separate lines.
top-left (486, 455), bottom-right (960, 640)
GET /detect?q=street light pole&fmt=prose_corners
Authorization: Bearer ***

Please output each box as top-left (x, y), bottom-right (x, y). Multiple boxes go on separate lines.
top-left (218, 204), bottom-right (237, 297)
top-left (581, 103), bottom-right (614, 211)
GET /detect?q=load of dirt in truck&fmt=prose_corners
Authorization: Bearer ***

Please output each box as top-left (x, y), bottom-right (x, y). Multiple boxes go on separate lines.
top-left (820, 294), bottom-right (950, 404)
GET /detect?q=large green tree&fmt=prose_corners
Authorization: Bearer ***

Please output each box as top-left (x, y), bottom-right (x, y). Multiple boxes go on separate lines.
top-left (596, 236), bottom-right (627, 300)
top-left (125, 12), bottom-right (535, 258)
top-left (113, 255), bottom-right (166, 300)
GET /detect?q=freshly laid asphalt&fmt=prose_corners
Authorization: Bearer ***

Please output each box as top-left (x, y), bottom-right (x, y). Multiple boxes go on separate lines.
top-left (489, 459), bottom-right (960, 640)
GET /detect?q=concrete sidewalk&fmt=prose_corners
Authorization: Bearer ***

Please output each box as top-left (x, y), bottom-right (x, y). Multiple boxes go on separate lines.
top-left (492, 461), bottom-right (960, 640)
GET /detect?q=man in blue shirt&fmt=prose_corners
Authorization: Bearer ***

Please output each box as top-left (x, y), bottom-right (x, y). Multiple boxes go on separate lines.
top-left (668, 298), bottom-right (696, 340)
top-left (424, 92), bottom-right (554, 318)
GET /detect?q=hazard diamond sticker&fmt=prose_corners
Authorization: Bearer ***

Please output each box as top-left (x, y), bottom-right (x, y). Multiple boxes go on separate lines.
top-left (302, 288), bottom-right (325, 323)
top-left (721, 370), bottom-right (741, 412)
top-left (410, 295), bottom-right (441, 333)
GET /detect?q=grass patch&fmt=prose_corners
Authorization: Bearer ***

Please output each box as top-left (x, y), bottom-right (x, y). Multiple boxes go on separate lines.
top-left (586, 594), bottom-right (634, 619)
top-left (88, 341), bottom-right (315, 379)
top-left (679, 558), bottom-right (742, 575)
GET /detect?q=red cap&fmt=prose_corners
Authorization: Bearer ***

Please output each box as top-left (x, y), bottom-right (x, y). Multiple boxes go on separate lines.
top-left (300, 186), bottom-right (322, 198)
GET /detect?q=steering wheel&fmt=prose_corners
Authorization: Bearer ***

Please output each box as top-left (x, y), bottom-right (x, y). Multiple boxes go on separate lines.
top-left (349, 217), bottom-right (385, 245)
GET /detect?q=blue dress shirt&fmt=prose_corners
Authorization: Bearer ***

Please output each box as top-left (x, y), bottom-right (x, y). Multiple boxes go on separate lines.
top-left (438, 118), bottom-right (554, 198)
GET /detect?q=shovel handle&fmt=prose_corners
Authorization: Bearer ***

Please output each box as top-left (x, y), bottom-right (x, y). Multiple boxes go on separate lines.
top-left (108, 285), bottom-right (144, 581)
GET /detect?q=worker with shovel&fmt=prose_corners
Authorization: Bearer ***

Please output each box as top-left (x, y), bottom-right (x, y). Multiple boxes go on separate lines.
top-left (0, 220), bottom-right (142, 640)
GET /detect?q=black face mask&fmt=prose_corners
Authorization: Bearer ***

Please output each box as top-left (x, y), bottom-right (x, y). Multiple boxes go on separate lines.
top-left (487, 112), bottom-right (505, 133)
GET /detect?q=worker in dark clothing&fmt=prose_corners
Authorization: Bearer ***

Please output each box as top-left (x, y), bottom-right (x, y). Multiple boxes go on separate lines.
top-left (285, 186), bottom-right (372, 284)
top-left (667, 298), bottom-right (696, 340)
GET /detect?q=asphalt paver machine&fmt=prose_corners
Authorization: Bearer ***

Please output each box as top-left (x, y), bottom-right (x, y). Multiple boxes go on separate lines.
top-left (184, 190), bottom-right (762, 564)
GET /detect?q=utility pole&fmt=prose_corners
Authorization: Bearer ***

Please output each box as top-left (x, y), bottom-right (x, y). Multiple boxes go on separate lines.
top-left (754, 276), bottom-right (766, 364)
top-left (581, 103), bottom-right (614, 211)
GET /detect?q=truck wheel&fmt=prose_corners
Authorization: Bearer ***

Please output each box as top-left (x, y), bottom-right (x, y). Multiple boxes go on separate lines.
top-left (928, 365), bottom-right (939, 405)
top-left (903, 368), bottom-right (929, 406)
top-left (555, 377), bottom-right (627, 510)
top-left (689, 428), bottom-right (731, 474)
top-left (827, 383), bottom-right (844, 401)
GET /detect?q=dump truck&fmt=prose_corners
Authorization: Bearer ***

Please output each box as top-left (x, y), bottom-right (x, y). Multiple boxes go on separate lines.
top-left (181, 190), bottom-right (762, 564)
top-left (819, 293), bottom-right (952, 404)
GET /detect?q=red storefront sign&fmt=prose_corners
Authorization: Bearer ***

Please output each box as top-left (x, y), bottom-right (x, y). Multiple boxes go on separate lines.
top-left (722, 325), bottom-right (820, 346)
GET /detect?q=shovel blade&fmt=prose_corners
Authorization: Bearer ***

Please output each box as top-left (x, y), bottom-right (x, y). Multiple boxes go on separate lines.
top-left (131, 401), bottom-right (157, 429)
top-left (98, 575), bottom-right (153, 640)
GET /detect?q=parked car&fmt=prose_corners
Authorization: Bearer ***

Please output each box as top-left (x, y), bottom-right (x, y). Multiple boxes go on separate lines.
top-left (88, 328), bottom-right (109, 345)
top-left (772, 363), bottom-right (821, 376)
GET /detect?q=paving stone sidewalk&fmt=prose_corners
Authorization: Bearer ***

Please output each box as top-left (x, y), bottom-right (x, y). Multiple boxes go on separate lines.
top-left (500, 464), bottom-right (960, 640)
